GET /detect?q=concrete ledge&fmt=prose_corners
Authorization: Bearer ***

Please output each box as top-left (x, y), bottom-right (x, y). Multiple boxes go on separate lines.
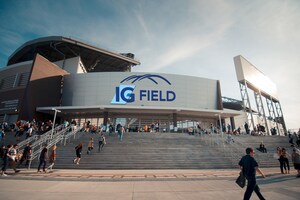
top-left (0, 167), bottom-right (291, 182)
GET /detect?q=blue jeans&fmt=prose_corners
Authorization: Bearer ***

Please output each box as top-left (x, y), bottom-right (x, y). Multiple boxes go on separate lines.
top-left (1, 157), bottom-right (8, 172)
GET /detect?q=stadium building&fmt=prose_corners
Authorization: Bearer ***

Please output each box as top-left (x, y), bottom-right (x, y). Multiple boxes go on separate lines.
top-left (0, 36), bottom-right (286, 134)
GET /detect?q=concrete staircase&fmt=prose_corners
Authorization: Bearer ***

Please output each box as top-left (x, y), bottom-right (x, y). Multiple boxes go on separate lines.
top-left (215, 134), bottom-right (291, 168)
top-left (1, 131), bottom-right (291, 170)
top-left (40, 132), bottom-right (235, 169)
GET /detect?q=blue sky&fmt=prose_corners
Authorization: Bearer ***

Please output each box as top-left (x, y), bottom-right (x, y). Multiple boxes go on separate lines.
top-left (0, 0), bottom-right (299, 130)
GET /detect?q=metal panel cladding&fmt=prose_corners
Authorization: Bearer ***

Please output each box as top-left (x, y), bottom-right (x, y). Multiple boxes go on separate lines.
top-left (61, 72), bottom-right (219, 110)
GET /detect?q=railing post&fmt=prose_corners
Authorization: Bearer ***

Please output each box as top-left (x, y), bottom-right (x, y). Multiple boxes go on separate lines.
top-left (64, 135), bottom-right (67, 146)
top-left (28, 150), bottom-right (33, 170)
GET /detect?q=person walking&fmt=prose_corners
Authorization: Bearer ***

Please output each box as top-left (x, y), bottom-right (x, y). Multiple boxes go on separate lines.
top-left (0, 128), bottom-right (5, 142)
top-left (73, 142), bottom-right (83, 165)
top-left (19, 143), bottom-right (32, 167)
top-left (276, 146), bottom-right (285, 174)
top-left (281, 148), bottom-right (290, 174)
top-left (108, 124), bottom-right (113, 136)
top-left (87, 138), bottom-right (94, 154)
top-left (98, 133), bottom-right (106, 152)
top-left (26, 125), bottom-right (33, 139)
top-left (239, 147), bottom-right (266, 200)
top-left (37, 144), bottom-right (48, 173)
top-left (0, 145), bottom-right (8, 176)
top-left (117, 124), bottom-right (125, 141)
top-left (291, 146), bottom-right (300, 178)
top-left (8, 144), bottom-right (20, 173)
top-left (47, 144), bottom-right (57, 172)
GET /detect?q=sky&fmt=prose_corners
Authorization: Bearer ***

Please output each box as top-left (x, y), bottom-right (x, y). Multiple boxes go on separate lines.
top-left (0, 0), bottom-right (299, 130)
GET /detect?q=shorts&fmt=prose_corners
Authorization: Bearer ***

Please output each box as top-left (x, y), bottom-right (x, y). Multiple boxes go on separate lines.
top-left (76, 152), bottom-right (81, 158)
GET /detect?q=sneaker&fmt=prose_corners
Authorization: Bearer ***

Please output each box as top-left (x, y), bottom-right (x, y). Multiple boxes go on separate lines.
top-left (15, 170), bottom-right (20, 173)
top-left (1, 173), bottom-right (8, 176)
top-left (76, 162), bottom-right (79, 165)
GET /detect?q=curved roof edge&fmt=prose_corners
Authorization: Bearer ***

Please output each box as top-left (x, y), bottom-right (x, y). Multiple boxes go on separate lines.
top-left (8, 36), bottom-right (141, 66)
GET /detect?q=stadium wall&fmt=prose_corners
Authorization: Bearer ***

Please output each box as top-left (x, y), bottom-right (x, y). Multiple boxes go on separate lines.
top-left (61, 72), bottom-right (220, 110)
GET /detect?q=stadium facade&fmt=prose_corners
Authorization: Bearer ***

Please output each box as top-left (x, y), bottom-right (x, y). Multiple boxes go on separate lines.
top-left (0, 36), bottom-right (285, 134)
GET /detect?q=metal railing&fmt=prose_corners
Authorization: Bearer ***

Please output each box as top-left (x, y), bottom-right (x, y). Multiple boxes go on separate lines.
top-left (200, 132), bottom-right (243, 166)
top-left (17, 125), bottom-right (82, 169)
top-left (17, 124), bottom-right (64, 150)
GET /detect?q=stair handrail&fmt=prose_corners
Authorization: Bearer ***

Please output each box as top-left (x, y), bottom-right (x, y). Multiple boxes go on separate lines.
top-left (27, 125), bottom-right (82, 169)
top-left (17, 124), bottom-right (64, 150)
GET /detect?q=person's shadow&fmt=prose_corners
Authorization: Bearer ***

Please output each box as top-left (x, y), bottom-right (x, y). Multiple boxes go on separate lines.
top-left (257, 173), bottom-right (297, 185)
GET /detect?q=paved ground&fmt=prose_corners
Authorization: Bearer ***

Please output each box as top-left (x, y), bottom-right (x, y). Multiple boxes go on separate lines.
top-left (0, 168), bottom-right (299, 200)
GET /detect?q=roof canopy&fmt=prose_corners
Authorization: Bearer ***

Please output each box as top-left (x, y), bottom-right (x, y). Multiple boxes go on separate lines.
top-left (8, 36), bottom-right (140, 72)
top-left (36, 105), bottom-right (241, 120)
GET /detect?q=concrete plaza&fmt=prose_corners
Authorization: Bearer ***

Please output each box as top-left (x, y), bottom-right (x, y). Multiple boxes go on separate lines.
top-left (0, 168), bottom-right (299, 200)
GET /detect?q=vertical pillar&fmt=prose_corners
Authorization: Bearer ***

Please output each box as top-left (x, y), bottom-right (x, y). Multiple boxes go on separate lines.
top-left (193, 121), bottom-right (195, 134)
top-left (138, 118), bottom-right (141, 131)
top-left (3, 114), bottom-right (7, 123)
top-left (159, 119), bottom-right (161, 132)
top-left (173, 113), bottom-right (177, 130)
top-left (239, 81), bottom-right (255, 132)
top-left (167, 121), bottom-right (170, 132)
top-left (230, 117), bottom-right (235, 131)
top-left (254, 90), bottom-right (269, 135)
top-left (103, 111), bottom-right (108, 126)
top-left (274, 102), bottom-right (287, 135)
top-left (218, 114), bottom-right (223, 138)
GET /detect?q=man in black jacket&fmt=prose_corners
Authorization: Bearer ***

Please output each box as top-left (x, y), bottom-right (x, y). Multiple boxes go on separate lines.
top-left (239, 147), bottom-right (266, 200)
top-left (37, 144), bottom-right (48, 173)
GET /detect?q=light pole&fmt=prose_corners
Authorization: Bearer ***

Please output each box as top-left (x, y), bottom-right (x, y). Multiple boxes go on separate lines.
top-left (51, 108), bottom-right (61, 139)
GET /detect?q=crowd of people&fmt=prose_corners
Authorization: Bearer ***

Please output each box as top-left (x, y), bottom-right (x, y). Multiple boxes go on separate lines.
top-left (238, 142), bottom-right (300, 200)
top-left (0, 142), bottom-right (58, 176)
top-left (275, 144), bottom-right (300, 177)
top-left (1, 118), bottom-right (300, 192)
top-left (73, 132), bottom-right (106, 165)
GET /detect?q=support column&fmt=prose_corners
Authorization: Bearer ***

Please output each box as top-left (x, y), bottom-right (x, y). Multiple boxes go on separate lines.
top-left (139, 118), bottom-right (141, 131)
top-left (167, 121), bottom-right (170, 132)
top-left (274, 102), bottom-right (287, 135)
top-left (254, 90), bottom-right (269, 135)
top-left (173, 113), bottom-right (177, 131)
top-left (230, 117), bottom-right (235, 131)
top-left (103, 111), bottom-right (108, 126)
top-left (239, 81), bottom-right (255, 132)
